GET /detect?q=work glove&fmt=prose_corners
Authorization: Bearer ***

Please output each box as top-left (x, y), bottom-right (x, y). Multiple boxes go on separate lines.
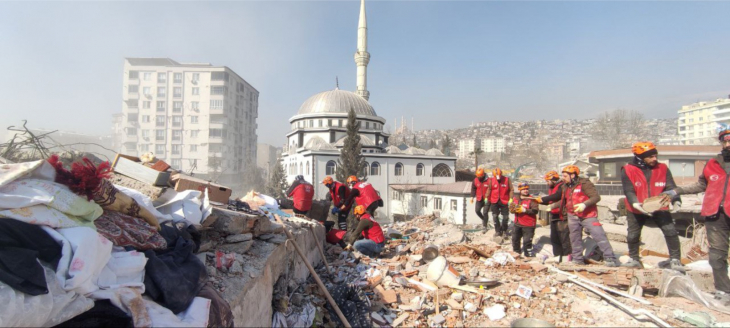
top-left (632, 203), bottom-right (652, 216)
top-left (670, 201), bottom-right (681, 213)
top-left (484, 199), bottom-right (489, 205)
top-left (470, 198), bottom-right (474, 204)
top-left (535, 197), bottom-right (543, 204)
top-left (662, 189), bottom-right (678, 198)
top-left (573, 203), bottom-right (587, 213)
top-left (344, 244), bottom-right (353, 251)
top-left (340, 204), bottom-right (347, 210)
top-left (331, 207), bottom-right (340, 215)
top-left (514, 205), bottom-right (525, 214)
top-left (509, 198), bottom-right (514, 205)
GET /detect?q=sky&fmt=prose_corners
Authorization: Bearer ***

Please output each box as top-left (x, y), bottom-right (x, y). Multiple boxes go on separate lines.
top-left (1, 0), bottom-right (729, 146)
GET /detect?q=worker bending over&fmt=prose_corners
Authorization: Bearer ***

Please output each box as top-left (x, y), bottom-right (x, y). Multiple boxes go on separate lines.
top-left (286, 175), bottom-right (314, 215)
top-left (342, 176), bottom-right (383, 217)
top-left (323, 176), bottom-right (350, 230)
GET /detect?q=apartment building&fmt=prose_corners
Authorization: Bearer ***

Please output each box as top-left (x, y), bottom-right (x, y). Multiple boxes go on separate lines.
top-left (678, 97), bottom-right (730, 145)
top-left (480, 137), bottom-right (505, 153)
top-left (119, 58), bottom-right (258, 188)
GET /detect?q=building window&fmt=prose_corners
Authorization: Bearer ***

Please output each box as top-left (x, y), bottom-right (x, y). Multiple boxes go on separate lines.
top-left (191, 116), bottom-right (199, 124)
top-left (171, 159), bottom-right (181, 168)
top-left (192, 87), bottom-right (200, 95)
top-left (326, 161), bottom-right (337, 175)
top-left (174, 73), bottom-right (182, 83)
top-left (157, 87), bottom-right (166, 97)
top-left (128, 85), bottom-right (139, 94)
top-left (432, 164), bottom-right (452, 177)
top-left (191, 101), bottom-right (199, 110)
top-left (172, 130), bottom-right (182, 141)
top-left (210, 100), bottom-right (224, 110)
top-left (318, 119), bottom-right (322, 127)
top-left (362, 162), bottom-right (369, 176)
top-left (395, 163), bottom-right (404, 176)
top-left (338, 120), bottom-right (343, 127)
top-left (370, 162), bottom-right (381, 176)
top-left (306, 161), bottom-right (310, 175)
top-left (309, 120), bottom-right (314, 128)
top-left (126, 127), bottom-right (137, 136)
top-left (209, 129), bottom-right (225, 137)
top-left (192, 73), bottom-right (200, 82)
top-left (421, 196), bottom-right (428, 208)
top-left (143, 101), bottom-right (150, 109)
top-left (190, 144), bottom-right (198, 152)
top-left (299, 163), bottom-right (303, 175)
top-left (366, 122), bottom-right (370, 129)
top-left (602, 162), bottom-right (617, 179)
top-left (155, 129), bottom-right (165, 141)
top-left (143, 72), bottom-right (151, 81)
top-left (129, 71), bottom-right (139, 79)
top-left (156, 101), bottom-right (165, 111)
top-left (155, 115), bottom-right (165, 127)
top-left (127, 114), bottom-right (138, 123)
top-left (451, 199), bottom-right (458, 211)
top-left (141, 130), bottom-right (150, 139)
top-left (171, 144), bottom-right (181, 155)
top-left (139, 144), bottom-right (149, 152)
top-left (416, 163), bottom-right (425, 176)
top-left (669, 160), bottom-right (696, 177)
top-left (434, 197), bottom-right (442, 210)
top-left (157, 72), bottom-right (166, 83)
top-left (143, 87), bottom-right (151, 95)
top-left (173, 87), bottom-right (182, 98)
top-left (191, 130), bottom-right (199, 137)
top-left (211, 86), bottom-right (226, 95)
top-left (392, 190), bottom-right (403, 201)
top-left (327, 119), bottom-right (332, 127)
top-left (173, 101), bottom-right (182, 113)
top-left (211, 72), bottom-right (229, 81)
top-left (155, 144), bottom-right (165, 155)
top-left (141, 115), bottom-right (150, 123)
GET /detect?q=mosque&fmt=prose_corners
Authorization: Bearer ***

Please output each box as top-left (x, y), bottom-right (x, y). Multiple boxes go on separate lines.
top-left (282, 0), bottom-right (457, 220)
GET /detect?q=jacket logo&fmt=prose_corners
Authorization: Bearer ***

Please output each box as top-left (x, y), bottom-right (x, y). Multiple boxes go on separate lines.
top-left (634, 182), bottom-right (642, 187)
top-left (654, 182), bottom-right (666, 187)
top-left (710, 174), bottom-right (720, 181)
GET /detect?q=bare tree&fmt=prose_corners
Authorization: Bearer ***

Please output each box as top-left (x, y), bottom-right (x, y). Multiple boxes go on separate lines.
top-left (591, 109), bottom-right (649, 149)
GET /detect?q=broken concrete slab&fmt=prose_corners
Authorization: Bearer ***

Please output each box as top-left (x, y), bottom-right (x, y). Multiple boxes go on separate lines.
top-left (225, 233), bottom-right (253, 243)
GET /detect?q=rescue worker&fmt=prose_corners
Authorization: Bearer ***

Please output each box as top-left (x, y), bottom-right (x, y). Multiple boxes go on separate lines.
top-left (286, 175), bottom-right (314, 215)
top-left (487, 168), bottom-right (513, 237)
top-left (621, 142), bottom-right (683, 270)
top-left (537, 165), bottom-right (620, 267)
top-left (342, 176), bottom-right (383, 217)
top-left (545, 170), bottom-right (572, 262)
top-left (663, 127), bottom-right (730, 302)
top-left (511, 182), bottom-right (539, 257)
top-left (470, 168), bottom-right (490, 231)
top-left (344, 205), bottom-right (385, 257)
top-left (323, 176), bottom-right (350, 230)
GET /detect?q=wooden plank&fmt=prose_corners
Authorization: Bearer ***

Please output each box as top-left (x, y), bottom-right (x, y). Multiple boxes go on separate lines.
top-left (112, 154), bottom-right (170, 186)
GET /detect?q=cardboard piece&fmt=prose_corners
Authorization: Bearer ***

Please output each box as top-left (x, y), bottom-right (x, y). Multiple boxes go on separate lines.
top-left (171, 173), bottom-right (232, 204)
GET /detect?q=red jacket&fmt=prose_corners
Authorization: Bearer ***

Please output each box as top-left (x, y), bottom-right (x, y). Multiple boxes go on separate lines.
top-left (288, 182), bottom-right (314, 211)
top-left (701, 158), bottom-right (730, 217)
top-left (549, 181), bottom-right (563, 215)
top-left (329, 181), bottom-right (349, 208)
top-left (513, 196), bottom-right (537, 227)
top-left (473, 177), bottom-right (489, 201)
top-left (360, 213), bottom-right (385, 244)
top-left (489, 176), bottom-right (512, 204)
top-left (353, 182), bottom-right (381, 209)
top-left (623, 163), bottom-right (669, 214)
top-left (562, 181), bottom-right (598, 219)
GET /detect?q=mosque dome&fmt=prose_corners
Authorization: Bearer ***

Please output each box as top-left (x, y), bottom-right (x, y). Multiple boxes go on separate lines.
top-left (297, 89), bottom-right (377, 117)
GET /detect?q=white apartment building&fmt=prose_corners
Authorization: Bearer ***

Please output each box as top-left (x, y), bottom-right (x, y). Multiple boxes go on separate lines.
top-left (119, 58), bottom-right (259, 190)
top-left (678, 97), bottom-right (730, 145)
top-left (457, 138), bottom-right (505, 158)
top-left (457, 139), bottom-right (478, 159)
top-left (480, 137), bottom-right (505, 153)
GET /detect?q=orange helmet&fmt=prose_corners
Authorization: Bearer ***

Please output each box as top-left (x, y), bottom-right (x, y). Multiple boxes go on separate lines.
top-left (476, 168), bottom-right (485, 178)
top-left (492, 168), bottom-right (502, 177)
top-left (347, 175), bottom-right (359, 184)
top-left (632, 142), bottom-right (657, 156)
top-left (544, 171), bottom-right (560, 181)
top-left (353, 205), bottom-right (366, 216)
top-left (562, 165), bottom-right (580, 176)
top-left (322, 176), bottom-right (334, 185)
top-left (517, 182), bottom-right (530, 191)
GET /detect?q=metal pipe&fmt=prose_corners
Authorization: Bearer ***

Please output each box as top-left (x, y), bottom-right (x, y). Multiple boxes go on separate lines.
top-left (550, 266), bottom-right (651, 305)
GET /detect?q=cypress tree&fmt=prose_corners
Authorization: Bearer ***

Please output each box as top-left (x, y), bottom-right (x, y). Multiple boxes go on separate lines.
top-left (336, 108), bottom-right (368, 182)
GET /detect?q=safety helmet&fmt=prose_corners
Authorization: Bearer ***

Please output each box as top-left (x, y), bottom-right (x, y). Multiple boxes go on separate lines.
top-left (562, 165), bottom-right (580, 176)
top-left (517, 182), bottom-right (530, 191)
top-left (322, 176), bottom-right (334, 185)
top-left (544, 171), bottom-right (560, 181)
top-left (719, 123), bottom-right (730, 141)
top-left (476, 168), bottom-right (485, 178)
top-left (492, 168), bottom-right (502, 177)
top-left (353, 205), bottom-right (366, 216)
top-left (347, 175), bottom-right (359, 184)
top-left (632, 142), bottom-right (657, 156)
top-left (295, 175), bottom-right (305, 181)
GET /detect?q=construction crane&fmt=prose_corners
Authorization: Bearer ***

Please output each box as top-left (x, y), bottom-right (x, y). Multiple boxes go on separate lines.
top-left (510, 162), bottom-right (535, 180)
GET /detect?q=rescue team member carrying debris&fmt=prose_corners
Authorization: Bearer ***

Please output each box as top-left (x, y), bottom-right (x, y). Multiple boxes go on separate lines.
top-left (487, 168), bottom-right (513, 237)
top-left (342, 176), bottom-right (383, 217)
top-left (470, 168), bottom-right (490, 231)
top-left (286, 175), bottom-right (314, 215)
top-left (621, 142), bottom-right (684, 271)
top-left (510, 182), bottom-right (538, 257)
top-left (664, 126), bottom-right (730, 303)
top-left (344, 205), bottom-right (385, 257)
top-left (323, 176), bottom-right (349, 230)
top-left (545, 170), bottom-right (571, 262)
top-left (538, 165), bottom-right (620, 267)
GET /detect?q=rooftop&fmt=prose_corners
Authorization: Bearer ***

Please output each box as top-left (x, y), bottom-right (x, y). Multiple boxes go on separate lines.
top-left (390, 181), bottom-right (472, 195)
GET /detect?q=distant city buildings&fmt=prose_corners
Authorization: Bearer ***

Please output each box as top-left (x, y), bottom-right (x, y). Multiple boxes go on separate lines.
top-left (257, 143), bottom-right (280, 178)
top-left (456, 138), bottom-right (505, 159)
top-left (678, 97), bottom-right (730, 145)
top-left (117, 57), bottom-right (259, 189)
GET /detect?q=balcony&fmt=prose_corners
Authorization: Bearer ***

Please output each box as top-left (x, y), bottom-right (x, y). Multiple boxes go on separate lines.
top-left (208, 136), bottom-right (224, 143)
top-left (122, 134), bottom-right (138, 143)
top-left (126, 92), bottom-right (140, 100)
top-left (210, 107), bottom-right (225, 115)
top-left (209, 122), bottom-right (228, 130)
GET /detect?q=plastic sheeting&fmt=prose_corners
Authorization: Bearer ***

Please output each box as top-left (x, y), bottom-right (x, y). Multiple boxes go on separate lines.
top-left (0, 266), bottom-right (94, 327)
top-left (154, 190), bottom-right (208, 226)
top-left (660, 271), bottom-right (730, 315)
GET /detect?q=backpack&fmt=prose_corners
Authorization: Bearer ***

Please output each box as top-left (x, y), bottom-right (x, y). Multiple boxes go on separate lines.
top-left (582, 237), bottom-right (604, 261)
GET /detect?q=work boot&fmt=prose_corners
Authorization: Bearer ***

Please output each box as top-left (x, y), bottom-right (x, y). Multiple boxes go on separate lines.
top-left (621, 259), bottom-right (643, 268)
top-left (524, 250), bottom-right (534, 258)
top-left (604, 258), bottom-right (621, 267)
top-left (658, 259), bottom-right (686, 273)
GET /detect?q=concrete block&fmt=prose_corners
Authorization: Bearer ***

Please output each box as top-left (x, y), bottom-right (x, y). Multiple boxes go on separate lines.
top-left (226, 233), bottom-right (253, 243)
top-left (218, 241), bottom-right (254, 254)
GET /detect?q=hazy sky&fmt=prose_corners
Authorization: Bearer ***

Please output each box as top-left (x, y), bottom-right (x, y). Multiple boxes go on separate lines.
top-left (1, 1), bottom-right (729, 146)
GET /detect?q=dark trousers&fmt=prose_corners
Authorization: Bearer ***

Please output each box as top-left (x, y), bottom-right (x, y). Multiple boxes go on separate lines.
top-left (491, 202), bottom-right (510, 234)
top-left (512, 225), bottom-right (535, 253)
top-left (706, 211), bottom-right (730, 293)
top-left (627, 211), bottom-right (681, 261)
top-left (293, 208), bottom-right (308, 215)
top-left (475, 201), bottom-right (490, 227)
top-left (337, 210), bottom-right (349, 230)
top-left (366, 201), bottom-right (380, 217)
top-left (550, 214), bottom-right (572, 257)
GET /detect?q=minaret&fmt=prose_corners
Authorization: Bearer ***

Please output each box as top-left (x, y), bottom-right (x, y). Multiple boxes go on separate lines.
top-left (354, 0), bottom-right (370, 101)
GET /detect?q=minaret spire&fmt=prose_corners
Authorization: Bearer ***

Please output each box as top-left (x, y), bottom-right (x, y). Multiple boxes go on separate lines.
top-left (354, 0), bottom-right (370, 101)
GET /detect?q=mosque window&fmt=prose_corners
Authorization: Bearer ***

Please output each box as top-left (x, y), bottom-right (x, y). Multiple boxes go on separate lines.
top-left (366, 122), bottom-right (370, 129)
top-left (416, 163), bottom-right (425, 176)
top-left (328, 119), bottom-right (332, 127)
top-left (395, 163), bottom-right (404, 176)
top-left (370, 162), bottom-right (381, 176)
top-left (432, 164), bottom-right (452, 177)
top-left (326, 161), bottom-right (337, 175)
top-left (309, 120), bottom-right (313, 127)
top-left (318, 119), bottom-right (322, 127)
top-left (299, 163), bottom-right (303, 175)
top-left (362, 162), bottom-right (369, 176)
top-left (306, 162), bottom-right (310, 175)
top-left (339, 120), bottom-right (343, 127)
